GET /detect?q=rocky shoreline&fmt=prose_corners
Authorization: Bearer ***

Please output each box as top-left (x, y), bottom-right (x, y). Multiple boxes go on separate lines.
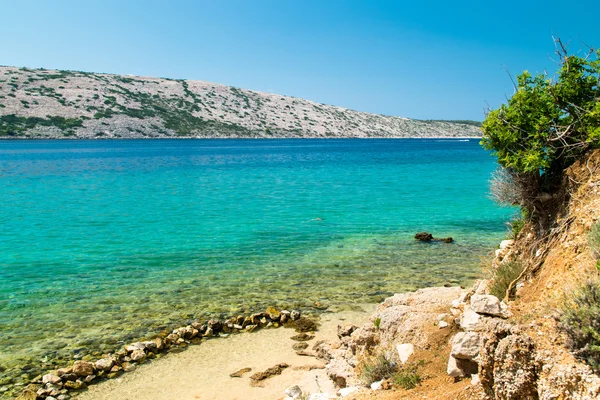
top-left (14, 308), bottom-right (313, 400)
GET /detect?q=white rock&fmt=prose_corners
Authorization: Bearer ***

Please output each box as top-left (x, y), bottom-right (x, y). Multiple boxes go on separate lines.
top-left (370, 380), bottom-right (383, 390)
top-left (396, 343), bottom-right (414, 364)
top-left (285, 385), bottom-right (303, 399)
top-left (451, 332), bottom-right (481, 360)
top-left (95, 357), bottom-right (114, 372)
top-left (42, 374), bottom-right (62, 385)
top-left (338, 386), bottom-right (359, 396)
top-left (436, 313), bottom-right (449, 321)
top-left (447, 355), bottom-right (463, 377)
top-left (470, 294), bottom-right (503, 317)
top-left (500, 239), bottom-right (514, 250)
top-left (460, 306), bottom-right (481, 330)
top-left (495, 248), bottom-right (504, 258)
top-left (471, 373), bottom-right (480, 385)
top-left (451, 299), bottom-right (461, 309)
top-left (439, 321), bottom-right (449, 328)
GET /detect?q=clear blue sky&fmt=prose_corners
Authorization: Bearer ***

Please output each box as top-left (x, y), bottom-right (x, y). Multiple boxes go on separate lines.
top-left (1, 0), bottom-right (598, 120)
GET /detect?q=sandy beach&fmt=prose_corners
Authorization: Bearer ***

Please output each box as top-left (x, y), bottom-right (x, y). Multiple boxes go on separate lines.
top-left (78, 306), bottom-right (375, 400)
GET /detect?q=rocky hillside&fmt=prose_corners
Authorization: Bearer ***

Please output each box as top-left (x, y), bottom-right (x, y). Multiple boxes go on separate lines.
top-left (0, 66), bottom-right (481, 139)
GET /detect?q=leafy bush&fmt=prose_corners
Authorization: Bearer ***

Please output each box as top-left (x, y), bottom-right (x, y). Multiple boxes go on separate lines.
top-left (359, 354), bottom-right (397, 385)
top-left (488, 260), bottom-right (525, 300)
top-left (481, 40), bottom-right (600, 223)
top-left (561, 280), bottom-right (600, 371)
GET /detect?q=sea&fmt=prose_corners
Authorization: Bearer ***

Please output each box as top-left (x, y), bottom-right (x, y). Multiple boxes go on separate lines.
top-left (0, 138), bottom-right (512, 390)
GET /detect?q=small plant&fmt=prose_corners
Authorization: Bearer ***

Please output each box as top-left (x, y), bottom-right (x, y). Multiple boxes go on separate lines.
top-left (359, 353), bottom-right (397, 385)
top-left (392, 367), bottom-right (421, 390)
top-left (374, 317), bottom-right (381, 330)
top-left (488, 260), bottom-right (525, 300)
top-left (560, 280), bottom-right (600, 371)
top-left (588, 222), bottom-right (600, 259)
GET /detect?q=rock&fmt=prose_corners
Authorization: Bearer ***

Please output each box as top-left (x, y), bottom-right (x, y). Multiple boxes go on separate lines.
top-left (326, 357), bottom-right (353, 388)
top-left (295, 350), bottom-right (314, 357)
top-left (95, 358), bottom-right (114, 372)
top-left (56, 367), bottom-right (72, 376)
top-left (245, 324), bottom-right (258, 332)
top-left (83, 375), bottom-right (96, 383)
top-left (125, 343), bottom-right (145, 353)
top-left (285, 385), bottom-right (303, 399)
top-left (229, 367), bottom-right (252, 378)
top-left (290, 310), bottom-right (301, 321)
top-left (42, 374), bottom-right (62, 385)
top-left (293, 342), bottom-right (309, 351)
top-left (338, 386), bottom-right (359, 396)
top-left (63, 380), bottom-right (85, 390)
top-left (460, 306), bottom-right (482, 331)
top-left (396, 343), bottom-right (414, 364)
top-left (415, 232), bottom-right (433, 241)
top-left (471, 374), bottom-right (480, 385)
top-left (481, 334), bottom-right (538, 400)
top-left (72, 361), bottom-right (94, 377)
top-left (439, 321), bottom-right (449, 328)
top-left (337, 324), bottom-right (358, 339)
top-left (470, 294), bottom-right (503, 317)
top-left (499, 240), bottom-right (514, 250)
top-left (61, 373), bottom-right (78, 382)
top-left (291, 333), bottom-right (314, 341)
top-left (293, 317), bottom-right (318, 332)
top-left (451, 332), bottom-right (481, 360)
top-left (266, 306), bottom-right (281, 321)
top-left (249, 363), bottom-right (289, 381)
top-left (130, 350), bottom-right (146, 362)
top-left (447, 355), bottom-right (478, 378)
top-left (121, 362), bottom-right (136, 373)
top-left (208, 319), bottom-right (223, 333)
top-left (371, 380), bottom-right (383, 390)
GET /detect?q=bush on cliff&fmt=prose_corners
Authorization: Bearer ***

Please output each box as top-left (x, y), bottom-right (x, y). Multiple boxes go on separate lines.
top-left (481, 40), bottom-right (600, 228)
top-left (561, 280), bottom-right (600, 371)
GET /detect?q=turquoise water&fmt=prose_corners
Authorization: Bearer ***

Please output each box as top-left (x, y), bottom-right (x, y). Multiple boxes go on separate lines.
top-left (0, 139), bottom-right (511, 390)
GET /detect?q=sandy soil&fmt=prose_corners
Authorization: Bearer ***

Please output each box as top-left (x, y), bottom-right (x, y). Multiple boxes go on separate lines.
top-left (78, 306), bottom-right (375, 400)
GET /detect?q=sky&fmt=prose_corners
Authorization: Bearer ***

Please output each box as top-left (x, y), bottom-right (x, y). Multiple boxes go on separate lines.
top-left (1, 0), bottom-right (599, 120)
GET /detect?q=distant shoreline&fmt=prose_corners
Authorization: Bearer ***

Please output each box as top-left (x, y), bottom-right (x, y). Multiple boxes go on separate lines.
top-left (0, 136), bottom-right (482, 141)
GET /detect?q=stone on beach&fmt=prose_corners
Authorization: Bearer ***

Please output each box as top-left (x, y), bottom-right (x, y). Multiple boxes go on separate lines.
top-left (72, 361), bottom-right (94, 377)
top-left (94, 358), bottom-right (113, 372)
top-left (249, 363), bottom-right (290, 382)
top-left (42, 374), bottom-right (61, 385)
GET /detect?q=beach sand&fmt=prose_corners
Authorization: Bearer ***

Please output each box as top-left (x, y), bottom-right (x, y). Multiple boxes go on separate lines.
top-left (79, 306), bottom-right (375, 400)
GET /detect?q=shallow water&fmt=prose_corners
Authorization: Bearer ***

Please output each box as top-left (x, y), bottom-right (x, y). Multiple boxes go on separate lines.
top-left (0, 139), bottom-right (511, 391)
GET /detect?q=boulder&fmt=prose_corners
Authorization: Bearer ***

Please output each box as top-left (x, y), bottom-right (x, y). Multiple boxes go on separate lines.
top-left (447, 355), bottom-right (479, 378)
top-left (72, 361), bottom-right (94, 377)
top-left (290, 310), bottom-right (301, 321)
top-left (470, 294), bottom-right (503, 317)
top-left (266, 306), bottom-right (281, 321)
top-left (451, 332), bottom-right (481, 360)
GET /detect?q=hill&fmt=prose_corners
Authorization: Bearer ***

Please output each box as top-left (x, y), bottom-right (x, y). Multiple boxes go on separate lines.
top-left (0, 66), bottom-right (481, 139)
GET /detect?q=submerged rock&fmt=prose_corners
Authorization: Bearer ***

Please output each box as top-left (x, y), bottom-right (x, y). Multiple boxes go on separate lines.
top-left (249, 363), bottom-right (289, 382)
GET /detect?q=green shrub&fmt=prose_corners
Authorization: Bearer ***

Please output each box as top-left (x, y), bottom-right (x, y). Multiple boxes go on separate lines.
top-left (392, 367), bottom-right (421, 390)
top-left (374, 317), bottom-right (381, 329)
top-left (589, 222), bottom-right (600, 259)
top-left (359, 354), bottom-right (397, 385)
top-left (488, 260), bottom-right (525, 300)
top-left (509, 217), bottom-right (525, 239)
top-left (481, 40), bottom-right (600, 221)
top-left (561, 280), bottom-right (600, 371)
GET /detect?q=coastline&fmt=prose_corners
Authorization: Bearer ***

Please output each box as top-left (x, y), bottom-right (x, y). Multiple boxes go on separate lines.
top-left (0, 136), bottom-right (482, 140)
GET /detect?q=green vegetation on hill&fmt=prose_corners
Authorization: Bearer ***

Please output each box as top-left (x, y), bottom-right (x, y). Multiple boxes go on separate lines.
top-left (482, 40), bottom-right (600, 227)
